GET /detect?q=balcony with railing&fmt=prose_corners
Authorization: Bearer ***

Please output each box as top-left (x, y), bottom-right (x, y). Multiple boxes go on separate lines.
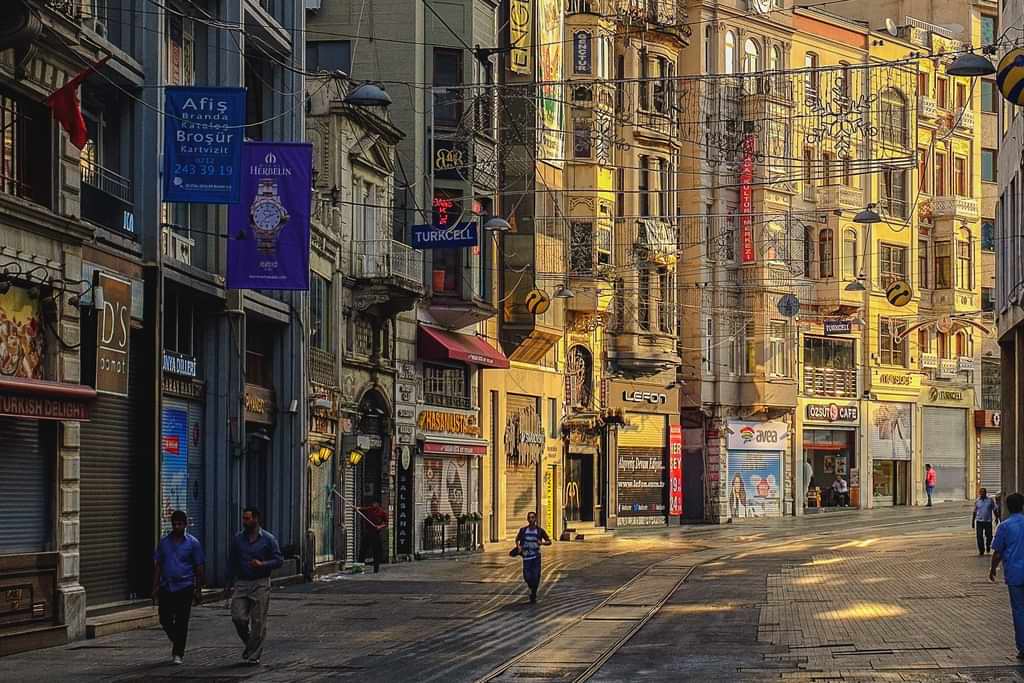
top-left (931, 196), bottom-right (980, 220)
top-left (815, 185), bottom-right (862, 212)
top-left (955, 106), bottom-right (975, 131)
top-left (81, 158), bottom-right (135, 234)
top-left (802, 366), bottom-right (858, 398)
top-left (918, 95), bottom-right (938, 120)
top-left (350, 239), bottom-right (425, 318)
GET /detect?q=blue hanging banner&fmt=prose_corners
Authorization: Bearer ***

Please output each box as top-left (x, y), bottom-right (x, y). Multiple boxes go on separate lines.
top-left (411, 222), bottom-right (479, 249)
top-left (163, 86), bottom-right (246, 204)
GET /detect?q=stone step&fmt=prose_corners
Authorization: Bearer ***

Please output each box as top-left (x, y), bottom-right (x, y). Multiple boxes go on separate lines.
top-left (562, 523), bottom-right (608, 540)
top-left (86, 606), bottom-right (158, 640)
top-left (0, 624), bottom-right (66, 657)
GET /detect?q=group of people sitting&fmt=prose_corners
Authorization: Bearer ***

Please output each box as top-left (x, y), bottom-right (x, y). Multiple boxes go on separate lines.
top-left (807, 475), bottom-right (850, 508)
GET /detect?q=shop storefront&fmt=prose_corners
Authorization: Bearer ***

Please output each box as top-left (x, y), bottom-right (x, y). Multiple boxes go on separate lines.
top-left (867, 401), bottom-right (913, 506)
top-left (801, 400), bottom-right (860, 509)
top-left (921, 386), bottom-right (973, 503)
top-left (505, 394), bottom-right (545, 536)
top-left (307, 387), bottom-right (341, 567)
top-left (976, 410), bottom-right (1002, 495)
top-left (160, 351), bottom-right (206, 543)
top-left (726, 420), bottom-right (788, 519)
top-left (561, 417), bottom-right (605, 526)
top-left (243, 383), bottom-right (275, 522)
top-left (609, 381), bottom-right (680, 527)
top-left (416, 408), bottom-right (485, 553)
top-left (347, 388), bottom-right (391, 565)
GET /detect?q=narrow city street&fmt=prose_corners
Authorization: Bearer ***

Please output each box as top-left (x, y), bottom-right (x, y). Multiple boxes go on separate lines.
top-left (3, 505), bottom-right (1022, 682)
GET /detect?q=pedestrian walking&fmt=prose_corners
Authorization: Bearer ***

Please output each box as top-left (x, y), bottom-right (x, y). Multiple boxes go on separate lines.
top-left (152, 510), bottom-right (205, 665)
top-left (974, 488), bottom-right (1001, 555)
top-left (227, 506), bottom-right (283, 665)
top-left (925, 464), bottom-right (937, 506)
top-left (359, 500), bottom-right (388, 573)
top-left (990, 493), bottom-right (1024, 659)
top-left (515, 511), bottom-right (551, 604)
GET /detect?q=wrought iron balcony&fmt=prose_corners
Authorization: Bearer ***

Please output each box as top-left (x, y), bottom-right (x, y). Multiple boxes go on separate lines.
top-left (802, 366), bottom-right (857, 398)
top-left (81, 159), bottom-right (134, 234)
top-left (161, 225), bottom-right (194, 266)
top-left (350, 239), bottom-right (425, 318)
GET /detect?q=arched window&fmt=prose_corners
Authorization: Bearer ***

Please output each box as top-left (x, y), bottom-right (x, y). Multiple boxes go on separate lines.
top-left (880, 88), bottom-right (908, 147)
top-left (819, 228), bottom-right (834, 278)
top-left (955, 331), bottom-right (968, 358)
top-left (724, 31), bottom-right (736, 74)
top-left (957, 227), bottom-right (974, 289)
top-left (566, 345), bottom-right (594, 408)
top-left (743, 38), bottom-right (760, 74)
top-left (770, 45), bottom-right (782, 71)
top-left (765, 221), bottom-right (785, 261)
top-left (843, 229), bottom-right (858, 279)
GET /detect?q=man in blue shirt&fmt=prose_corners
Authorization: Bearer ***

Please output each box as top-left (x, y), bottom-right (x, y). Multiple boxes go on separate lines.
top-left (152, 510), bottom-right (205, 665)
top-left (990, 492), bottom-right (1024, 658)
top-left (515, 511), bottom-right (551, 604)
top-left (228, 506), bottom-right (283, 665)
top-left (973, 488), bottom-right (1001, 555)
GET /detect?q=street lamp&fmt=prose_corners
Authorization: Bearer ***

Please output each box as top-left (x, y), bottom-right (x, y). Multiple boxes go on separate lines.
top-left (344, 83), bottom-right (393, 107)
top-left (947, 52), bottom-right (996, 77)
top-left (845, 277), bottom-right (866, 292)
top-left (853, 204), bottom-right (882, 224)
top-left (553, 284), bottom-right (575, 299)
top-left (483, 216), bottom-right (511, 233)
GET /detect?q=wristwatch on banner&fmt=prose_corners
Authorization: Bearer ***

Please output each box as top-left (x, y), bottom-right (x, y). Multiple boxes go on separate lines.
top-left (250, 179), bottom-right (290, 256)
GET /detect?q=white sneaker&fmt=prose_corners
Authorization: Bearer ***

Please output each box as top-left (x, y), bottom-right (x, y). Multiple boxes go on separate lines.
top-left (172, 655), bottom-right (183, 665)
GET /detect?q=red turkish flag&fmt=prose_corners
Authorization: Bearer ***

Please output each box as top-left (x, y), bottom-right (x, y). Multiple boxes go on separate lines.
top-left (46, 57), bottom-right (110, 150)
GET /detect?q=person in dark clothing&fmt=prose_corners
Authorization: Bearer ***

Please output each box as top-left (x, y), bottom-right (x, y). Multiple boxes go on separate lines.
top-left (359, 501), bottom-right (388, 573)
top-left (227, 506), bottom-right (283, 665)
top-left (974, 488), bottom-right (1001, 555)
top-left (152, 510), bottom-right (205, 665)
top-left (515, 511), bottom-right (552, 603)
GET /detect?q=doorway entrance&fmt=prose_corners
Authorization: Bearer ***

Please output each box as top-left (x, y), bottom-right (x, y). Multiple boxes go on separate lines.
top-left (565, 453), bottom-right (594, 523)
top-left (872, 459), bottom-right (909, 506)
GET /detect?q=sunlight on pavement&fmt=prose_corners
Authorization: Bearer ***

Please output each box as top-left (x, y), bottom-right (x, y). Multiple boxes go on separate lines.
top-left (661, 603), bottom-right (739, 615)
top-left (817, 601), bottom-right (907, 620)
top-left (805, 556), bottom-right (845, 567)
top-left (793, 575), bottom-right (825, 585)
top-left (829, 537), bottom-right (880, 549)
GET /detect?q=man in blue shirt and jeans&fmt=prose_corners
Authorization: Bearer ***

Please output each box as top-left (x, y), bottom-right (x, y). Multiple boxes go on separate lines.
top-left (990, 492), bottom-right (1024, 658)
top-left (228, 506), bottom-right (283, 665)
top-left (152, 510), bottom-right (205, 665)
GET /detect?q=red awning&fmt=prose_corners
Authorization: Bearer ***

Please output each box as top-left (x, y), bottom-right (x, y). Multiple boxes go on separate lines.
top-left (418, 325), bottom-right (509, 369)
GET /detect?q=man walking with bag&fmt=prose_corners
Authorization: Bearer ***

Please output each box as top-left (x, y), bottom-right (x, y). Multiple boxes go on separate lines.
top-left (227, 507), bottom-right (283, 665)
top-left (515, 511), bottom-right (551, 604)
top-left (152, 510), bottom-right (205, 665)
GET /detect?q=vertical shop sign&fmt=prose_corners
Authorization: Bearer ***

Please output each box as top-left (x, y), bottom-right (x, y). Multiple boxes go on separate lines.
top-left (544, 466), bottom-right (554, 533)
top-left (95, 272), bottom-right (131, 396)
top-left (396, 446), bottom-right (414, 556)
top-left (739, 135), bottom-right (756, 264)
top-left (509, 0), bottom-right (531, 75)
top-left (160, 407), bottom-right (189, 536)
top-left (163, 86), bottom-right (245, 203)
top-left (668, 425), bottom-right (683, 516)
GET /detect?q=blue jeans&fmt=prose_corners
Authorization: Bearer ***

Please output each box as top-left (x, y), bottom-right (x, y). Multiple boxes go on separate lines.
top-left (522, 557), bottom-right (541, 595)
top-left (926, 486), bottom-right (934, 505)
top-left (1009, 585), bottom-right (1024, 653)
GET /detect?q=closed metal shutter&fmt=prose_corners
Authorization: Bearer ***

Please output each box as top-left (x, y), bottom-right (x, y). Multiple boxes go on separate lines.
top-left (81, 335), bottom-right (141, 607)
top-left (726, 450), bottom-right (782, 518)
top-left (868, 402), bottom-right (913, 461)
top-left (979, 430), bottom-right (1001, 495)
top-left (923, 407), bottom-right (967, 502)
top-left (619, 413), bottom-right (667, 447)
top-left (0, 418), bottom-right (51, 553)
top-left (505, 465), bottom-right (537, 537)
top-left (162, 398), bottom-right (205, 544)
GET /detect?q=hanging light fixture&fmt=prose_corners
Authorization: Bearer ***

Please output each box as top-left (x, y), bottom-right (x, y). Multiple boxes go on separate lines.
top-left (554, 284), bottom-right (575, 299)
top-left (483, 216), bottom-right (511, 232)
top-left (844, 279), bottom-right (866, 292)
top-left (344, 83), bottom-right (393, 107)
top-left (947, 52), bottom-right (996, 77)
top-left (853, 204), bottom-right (881, 224)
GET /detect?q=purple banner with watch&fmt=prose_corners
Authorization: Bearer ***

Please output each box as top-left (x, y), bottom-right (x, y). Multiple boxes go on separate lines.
top-left (226, 141), bottom-right (313, 290)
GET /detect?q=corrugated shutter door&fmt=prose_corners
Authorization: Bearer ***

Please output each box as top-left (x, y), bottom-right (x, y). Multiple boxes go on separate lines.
top-left (344, 464), bottom-right (356, 563)
top-left (618, 413), bottom-right (667, 448)
top-left (80, 335), bottom-right (141, 607)
top-left (923, 407), bottom-right (966, 502)
top-left (186, 401), bottom-right (205, 546)
top-left (506, 465), bottom-right (537, 537)
top-left (727, 450), bottom-right (782, 518)
top-left (868, 402), bottom-right (913, 461)
top-left (0, 418), bottom-right (50, 553)
top-left (980, 430), bottom-right (1001, 494)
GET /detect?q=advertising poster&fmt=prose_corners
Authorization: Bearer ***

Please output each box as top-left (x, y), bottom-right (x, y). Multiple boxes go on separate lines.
top-left (537, 0), bottom-right (564, 166)
top-left (163, 86), bottom-right (245, 204)
top-left (420, 457), bottom-right (468, 519)
top-left (0, 288), bottom-right (45, 379)
top-left (227, 142), bottom-right (313, 290)
top-left (617, 450), bottom-right (666, 526)
top-left (871, 402), bottom-right (913, 461)
top-left (668, 424), bottom-right (683, 516)
top-left (727, 451), bottom-right (781, 518)
top-left (160, 407), bottom-right (189, 536)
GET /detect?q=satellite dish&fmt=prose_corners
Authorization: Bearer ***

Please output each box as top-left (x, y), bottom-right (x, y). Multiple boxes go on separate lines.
top-left (885, 18), bottom-right (898, 37)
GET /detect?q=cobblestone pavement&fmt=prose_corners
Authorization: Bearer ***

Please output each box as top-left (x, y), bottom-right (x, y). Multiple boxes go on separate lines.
top-left (3, 505), bottom-right (1021, 682)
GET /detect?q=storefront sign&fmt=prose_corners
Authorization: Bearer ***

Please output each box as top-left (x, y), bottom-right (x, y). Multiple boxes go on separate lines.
top-left (397, 423), bottom-right (416, 445)
top-left (573, 31), bottom-right (592, 74)
top-left (805, 402), bottom-right (859, 424)
top-left (609, 381), bottom-right (679, 413)
top-left (423, 441), bottom-right (487, 457)
top-left (975, 410), bottom-right (1001, 429)
top-left (227, 142), bottom-right (313, 290)
top-left (411, 222), bottom-right (479, 249)
top-left (417, 410), bottom-right (479, 437)
top-left (162, 350), bottom-right (198, 378)
top-left (668, 424), bottom-right (683, 516)
top-left (726, 420), bottom-right (789, 451)
top-left (509, 0), bottom-right (531, 75)
top-left (0, 393), bottom-right (90, 421)
top-left (875, 370), bottom-right (920, 390)
top-left (623, 390), bottom-right (667, 405)
top-left (396, 450), bottom-right (414, 556)
top-left (161, 374), bottom-right (205, 400)
top-left (397, 381), bottom-right (417, 404)
top-left (0, 287), bottom-right (46, 380)
top-left (926, 386), bottom-right (967, 404)
top-left (95, 272), bottom-right (131, 397)
top-left (823, 318), bottom-right (852, 336)
top-left (739, 135), bottom-right (756, 264)
top-left (433, 140), bottom-right (468, 181)
top-left (617, 452), bottom-right (666, 525)
top-left (163, 86), bottom-right (245, 204)
top-left (505, 401), bottom-right (545, 467)
top-left (244, 384), bottom-right (274, 425)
